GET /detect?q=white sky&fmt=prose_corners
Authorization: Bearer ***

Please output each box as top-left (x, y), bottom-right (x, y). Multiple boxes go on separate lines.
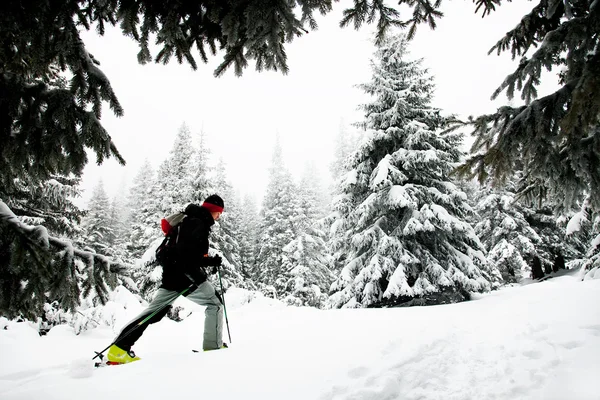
top-left (78, 1), bottom-right (546, 208)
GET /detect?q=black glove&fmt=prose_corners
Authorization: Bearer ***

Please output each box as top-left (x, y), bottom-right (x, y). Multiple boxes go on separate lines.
top-left (205, 255), bottom-right (222, 267)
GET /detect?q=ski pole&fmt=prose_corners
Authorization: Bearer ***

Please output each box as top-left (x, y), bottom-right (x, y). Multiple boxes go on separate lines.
top-left (92, 284), bottom-right (195, 360)
top-left (217, 267), bottom-right (232, 343)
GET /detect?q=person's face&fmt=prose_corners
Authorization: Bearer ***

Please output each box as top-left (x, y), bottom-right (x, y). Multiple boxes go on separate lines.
top-left (212, 211), bottom-right (222, 221)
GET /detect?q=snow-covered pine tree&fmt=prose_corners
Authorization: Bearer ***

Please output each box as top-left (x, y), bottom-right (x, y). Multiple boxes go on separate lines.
top-left (155, 123), bottom-right (195, 215)
top-left (327, 123), bottom-right (362, 276)
top-left (280, 163), bottom-right (335, 308)
top-left (134, 124), bottom-right (205, 299)
top-left (77, 180), bottom-right (135, 311)
top-left (328, 34), bottom-right (500, 309)
top-left (565, 196), bottom-right (600, 278)
top-left (108, 182), bottom-right (131, 263)
top-left (209, 158), bottom-right (247, 289)
top-left (330, 121), bottom-right (360, 187)
top-left (300, 161), bottom-right (330, 219)
top-left (190, 129), bottom-right (213, 203)
top-left (127, 159), bottom-right (161, 260)
top-left (510, 173), bottom-right (586, 275)
top-left (255, 136), bottom-right (299, 291)
top-left (525, 208), bottom-right (581, 274)
top-left (585, 215), bottom-right (600, 278)
top-left (472, 184), bottom-right (541, 282)
top-left (239, 193), bottom-right (260, 279)
top-left (81, 180), bottom-right (115, 256)
top-left (130, 160), bottom-right (169, 301)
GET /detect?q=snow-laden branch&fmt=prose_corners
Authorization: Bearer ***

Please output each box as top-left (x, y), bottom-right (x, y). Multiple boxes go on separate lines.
top-left (0, 199), bottom-right (132, 274)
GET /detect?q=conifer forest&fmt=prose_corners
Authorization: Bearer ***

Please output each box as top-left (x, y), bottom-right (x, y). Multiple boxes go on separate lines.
top-left (1, 0), bottom-right (599, 334)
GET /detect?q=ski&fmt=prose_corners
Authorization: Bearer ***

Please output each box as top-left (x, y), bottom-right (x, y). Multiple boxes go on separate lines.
top-left (192, 343), bottom-right (229, 353)
top-left (95, 360), bottom-right (128, 368)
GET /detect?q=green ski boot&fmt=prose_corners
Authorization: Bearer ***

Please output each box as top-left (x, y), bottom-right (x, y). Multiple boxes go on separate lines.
top-left (106, 344), bottom-right (141, 365)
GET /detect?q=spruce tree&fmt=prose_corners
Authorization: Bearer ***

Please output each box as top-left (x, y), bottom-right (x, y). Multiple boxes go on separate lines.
top-left (281, 227), bottom-right (333, 307)
top-left (129, 159), bottom-right (167, 301)
top-left (280, 165), bottom-right (335, 307)
top-left (583, 215), bottom-right (600, 278)
top-left (239, 194), bottom-right (260, 279)
top-left (155, 123), bottom-right (195, 215)
top-left (327, 123), bottom-right (362, 276)
top-left (300, 161), bottom-right (330, 219)
top-left (81, 180), bottom-right (114, 256)
top-left (330, 121), bottom-right (360, 186)
top-left (77, 180), bottom-right (135, 308)
top-left (526, 208), bottom-right (583, 273)
top-left (328, 34), bottom-right (500, 309)
top-left (133, 157), bottom-right (178, 301)
top-left (190, 129), bottom-right (213, 203)
top-left (472, 185), bottom-right (541, 282)
top-left (127, 159), bottom-right (161, 260)
top-left (209, 159), bottom-right (247, 289)
top-left (255, 137), bottom-right (299, 290)
top-left (108, 190), bottom-right (131, 263)
top-left (565, 196), bottom-right (600, 277)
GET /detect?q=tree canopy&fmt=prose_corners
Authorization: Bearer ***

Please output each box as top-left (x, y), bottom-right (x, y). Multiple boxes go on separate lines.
top-left (4, 0), bottom-right (596, 212)
top-left (453, 0), bottom-right (600, 212)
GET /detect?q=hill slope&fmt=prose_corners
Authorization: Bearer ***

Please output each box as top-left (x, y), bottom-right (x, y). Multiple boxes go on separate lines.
top-left (1, 274), bottom-right (599, 400)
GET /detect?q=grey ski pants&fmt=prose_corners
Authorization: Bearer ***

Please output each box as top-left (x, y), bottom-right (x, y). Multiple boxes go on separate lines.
top-left (115, 281), bottom-right (223, 351)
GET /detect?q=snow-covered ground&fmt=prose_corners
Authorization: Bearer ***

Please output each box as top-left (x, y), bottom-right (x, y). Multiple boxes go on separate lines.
top-left (1, 273), bottom-right (599, 400)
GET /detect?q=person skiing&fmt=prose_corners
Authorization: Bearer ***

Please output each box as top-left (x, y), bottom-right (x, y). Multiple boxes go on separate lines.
top-left (106, 195), bottom-right (227, 364)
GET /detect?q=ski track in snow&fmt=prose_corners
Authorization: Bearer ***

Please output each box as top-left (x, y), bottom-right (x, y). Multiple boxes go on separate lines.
top-left (1, 275), bottom-right (599, 400)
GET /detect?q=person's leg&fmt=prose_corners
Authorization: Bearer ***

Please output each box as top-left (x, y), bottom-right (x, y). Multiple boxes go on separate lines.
top-left (113, 288), bottom-right (180, 351)
top-left (186, 281), bottom-right (223, 350)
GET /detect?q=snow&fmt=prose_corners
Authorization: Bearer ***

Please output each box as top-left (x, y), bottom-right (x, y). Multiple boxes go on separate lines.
top-left (387, 185), bottom-right (418, 209)
top-left (584, 267), bottom-right (600, 280)
top-left (371, 154), bottom-right (393, 188)
top-left (566, 211), bottom-right (585, 235)
top-left (1, 276), bottom-right (600, 400)
top-left (0, 200), bottom-right (51, 247)
top-left (591, 234), bottom-right (600, 250)
top-left (344, 170), bottom-right (358, 186)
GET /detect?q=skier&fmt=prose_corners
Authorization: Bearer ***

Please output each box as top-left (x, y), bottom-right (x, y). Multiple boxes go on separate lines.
top-left (107, 195), bottom-right (227, 364)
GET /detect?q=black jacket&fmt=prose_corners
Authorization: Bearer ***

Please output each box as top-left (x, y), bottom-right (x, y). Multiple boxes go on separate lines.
top-left (160, 204), bottom-right (214, 291)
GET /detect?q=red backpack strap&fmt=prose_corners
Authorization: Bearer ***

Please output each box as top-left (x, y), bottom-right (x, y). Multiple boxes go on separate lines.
top-left (160, 218), bottom-right (171, 235)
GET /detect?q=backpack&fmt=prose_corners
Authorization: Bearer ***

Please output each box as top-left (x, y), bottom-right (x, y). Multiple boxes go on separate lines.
top-left (155, 212), bottom-right (186, 268)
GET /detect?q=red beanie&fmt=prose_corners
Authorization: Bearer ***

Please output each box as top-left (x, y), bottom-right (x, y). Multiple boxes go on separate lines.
top-left (202, 194), bottom-right (224, 213)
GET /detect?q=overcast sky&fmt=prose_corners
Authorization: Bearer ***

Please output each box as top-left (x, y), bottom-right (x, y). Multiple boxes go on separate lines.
top-left (78, 1), bottom-right (547, 208)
